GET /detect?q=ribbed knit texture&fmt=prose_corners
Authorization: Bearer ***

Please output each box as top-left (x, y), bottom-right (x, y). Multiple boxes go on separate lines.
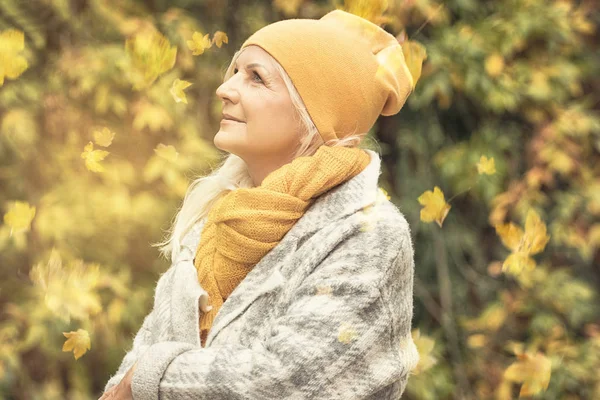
top-left (241, 9), bottom-right (415, 144)
top-left (194, 145), bottom-right (371, 347)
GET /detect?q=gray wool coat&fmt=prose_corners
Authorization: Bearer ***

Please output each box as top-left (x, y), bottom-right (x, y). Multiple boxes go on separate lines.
top-left (103, 149), bottom-right (420, 399)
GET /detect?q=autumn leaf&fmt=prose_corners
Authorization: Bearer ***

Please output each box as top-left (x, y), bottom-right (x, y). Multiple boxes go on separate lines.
top-left (527, 70), bottom-right (551, 99)
top-left (401, 40), bottom-right (427, 88)
top-left (29, 248), bottom-right (102, 323)
top-left (378, 187), bottom-right (391, 201)
top-left (494, 209), bottom-right (550, 276)
top-left (0, 29), bottom-right (29, 86)
top-left (417, 186), bottom-right (451, 227)
top-left (314, 284), bottom-right (333, 296)
top-left (572, 7), bottom-right (595, 35)
top-left (81, 141), bottom-right (109, 173)
top-left (495, 222), bottom-right (524, 252)
top-left (485, 53), bottom-right (504, 77)
top-left (374, 39), bottom-right (426, 95)
top-left (186, 32), bottom-right (212, 55)
top-left (170, 78), bottom-right (193, 104)
top-left (154, 143), bottom-right (179, 163)
top-left (466, 334), bottom-right (487, 348)
top-left (337, 322), bottom-right (358, 344)
top-left (504, 350), bottom-right (552, 397)
top-left (476, 155), bottom-right (496, 175)
top-left (539, 145), bottom-right (575, 175)
top-left (62, 329), bottom-right (91, 360)
top-left (359, 194), bottom-right (383, 232)
top-left (502, 251), bottom-right (536, 276)
top-left (3, 201), bottom-right (36, 234)
top-left (521, 209), bottom-right (551, 254)
top-left (93, 127), bottom-right (116, 147)
top-left (376, 44), bottom-right (414, 90)
top-left (339, 0), bottom-right (390, 24)
top-left (212, 31), bottom-right (228, 48)
top-left (411, 328), bottom-right (437, 374)
top-left (107, 299), bottom-right (126, 324)
top-left (124, 30), bottom-right (177, 90)
top-left (461, 302), bottom-right (507, 332)
top-left (132, 99), bottom-right (173, 132)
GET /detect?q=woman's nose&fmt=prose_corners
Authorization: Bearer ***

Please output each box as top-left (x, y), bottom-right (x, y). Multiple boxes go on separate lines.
top-left (216, 76), bottom-right (239, 101)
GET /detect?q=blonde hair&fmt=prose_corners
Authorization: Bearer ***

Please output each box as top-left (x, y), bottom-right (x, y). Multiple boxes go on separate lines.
top-left (152, 46), bottom-right (377, 263)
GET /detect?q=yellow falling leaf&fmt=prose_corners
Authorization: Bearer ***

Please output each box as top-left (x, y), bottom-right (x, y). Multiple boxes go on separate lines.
top-left (494, 209), bottom-right (550, 276)
top-left (212, 31), bottom-right (228, 48)
top-left (528, 70), bottom-right (550, 99)
top-left (378, 187), bottom-right (391, 202)
top-left (359, 200), bottom-right (381, 232)
top-left (495, 209), bottom-right (551, 255)
top-left (132, 99), bottom-right (173, 132)
top-left (62, 329), bottom-right (91, 360)
top-left (107, 299), bottom-right (126, 325)
top-left (572, 8), bottom-right (595, 35)
top-left (376, 44), bottom-right (413, 89)
top-left (170, 78), bottom-right (193, 104)
top-left (338, 322), bottom-right (358, 344)
top-left (503, 351), bottom-right (552, 397)
top-left (0, 29), bottom-right (29, 86)
top-left (495, 222), bottom-right (524, 252)
top-left (522, 209), bottom-right (551, 254)
top-left (476, 155), bottom-right (496, 175)
top-left (93, 127), bottom-right (116, 147)
top-left (411, 328), bottom-right (437, 374)
top-left (402, 40), bottom-right (427, 88)
top-left (314, 284), bottom-right (333, 296)
top-left (154, 143), bottom-right (179, 163)
top-left (417, 186), bottom-right (451, 227)
top-left (125, 30), bottom-right (177, 90)
top-left (3, 201), bottom-right (36, 234)
top-left (502, 251), bottom-right (536, 276)
top-left (466, 334), bottom-right (487, 348)
top-left (81, 141), bottom-right (109, 173)
top-left (186, 32), bottom-right (212, 56)
top-left (461, 302), bottom-right (507, 332)
top-left (485, 53), bottom-right (504, 77)
top-left (339, 0), bottom-right (390, 24)
top-left (29, 248), bottom-right (102, 323)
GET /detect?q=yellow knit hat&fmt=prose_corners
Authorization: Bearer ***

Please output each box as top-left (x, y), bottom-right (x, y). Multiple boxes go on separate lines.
top-left (240, 9), bottom-right (415, 144)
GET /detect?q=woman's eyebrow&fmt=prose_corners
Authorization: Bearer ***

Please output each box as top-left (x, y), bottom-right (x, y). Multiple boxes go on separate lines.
top-left (236, 61), bottom-right (271, 75)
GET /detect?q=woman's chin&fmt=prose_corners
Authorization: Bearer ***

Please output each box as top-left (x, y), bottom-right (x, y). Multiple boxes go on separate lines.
top-left (214, 129), bottom-right (240, 152)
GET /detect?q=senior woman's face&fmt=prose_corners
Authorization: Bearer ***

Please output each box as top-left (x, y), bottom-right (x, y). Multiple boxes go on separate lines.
top-left (214, 45), bottom-right (302, 185)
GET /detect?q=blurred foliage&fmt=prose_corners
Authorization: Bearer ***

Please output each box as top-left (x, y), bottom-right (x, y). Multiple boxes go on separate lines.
top-left (0, 0), bottom-right (599, 399)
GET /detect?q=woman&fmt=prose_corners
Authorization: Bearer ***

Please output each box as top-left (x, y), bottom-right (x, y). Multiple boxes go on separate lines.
top-left (101, 9), bottom-right (420, 400)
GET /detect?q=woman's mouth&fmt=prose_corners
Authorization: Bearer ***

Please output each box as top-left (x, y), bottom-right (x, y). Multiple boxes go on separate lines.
top-left (221, 118), bottom-right (245, 123)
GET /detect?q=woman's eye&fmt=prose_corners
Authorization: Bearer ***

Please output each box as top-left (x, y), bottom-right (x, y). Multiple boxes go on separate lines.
top-left (252, 72), bottom-right (263, 83)
top-left (233, 68), bottom-right (263, 84)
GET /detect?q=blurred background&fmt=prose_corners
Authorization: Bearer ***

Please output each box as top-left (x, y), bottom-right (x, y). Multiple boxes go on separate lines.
top-left (0, 0), bottom-right (598, 399)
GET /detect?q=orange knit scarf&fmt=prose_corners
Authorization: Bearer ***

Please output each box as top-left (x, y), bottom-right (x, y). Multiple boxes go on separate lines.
top-left (193, 145), bottom-right (371, 347)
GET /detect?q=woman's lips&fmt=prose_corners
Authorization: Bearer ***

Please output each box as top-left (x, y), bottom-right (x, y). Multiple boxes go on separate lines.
top-left (221, 118), bottom-right (245, 123)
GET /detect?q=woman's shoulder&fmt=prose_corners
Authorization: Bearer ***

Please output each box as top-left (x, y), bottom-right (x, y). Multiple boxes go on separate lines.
top-left (352, 196), bottom-right (412, 240)
top-left (180, 218), bottom-right (207, 248)
top-left (174, 218), bottom-right (207, 264)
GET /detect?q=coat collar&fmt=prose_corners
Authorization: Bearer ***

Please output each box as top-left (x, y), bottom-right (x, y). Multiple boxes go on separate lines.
top-left (174, 148), bottom-right (383, 347)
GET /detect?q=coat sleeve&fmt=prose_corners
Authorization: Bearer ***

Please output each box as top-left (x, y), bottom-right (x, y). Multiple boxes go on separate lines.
top-left (103, 310), bottom-right (155, 393)
top-left (130, 225), bottom-right (419, 400)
